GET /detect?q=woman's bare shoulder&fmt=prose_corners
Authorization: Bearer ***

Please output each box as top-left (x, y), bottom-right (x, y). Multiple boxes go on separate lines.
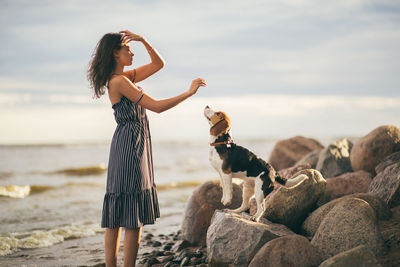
top-left (107, 75), bottom-right (127, 103)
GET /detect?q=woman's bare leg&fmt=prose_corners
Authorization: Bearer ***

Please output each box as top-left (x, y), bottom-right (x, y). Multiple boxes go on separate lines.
top-left (123, 227), bottom-right (142, 267)
top-left (105, 227), bottom-right (122, 267)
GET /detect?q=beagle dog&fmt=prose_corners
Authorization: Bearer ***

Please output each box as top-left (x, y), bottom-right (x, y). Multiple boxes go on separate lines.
top-left (204, 106), bottom-right (306, 222)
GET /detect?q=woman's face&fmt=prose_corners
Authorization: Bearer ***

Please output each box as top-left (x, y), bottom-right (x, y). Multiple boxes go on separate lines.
top-left (114, 44), bottom-right (134, 66)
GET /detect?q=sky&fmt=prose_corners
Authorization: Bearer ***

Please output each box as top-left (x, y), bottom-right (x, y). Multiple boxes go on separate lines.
top-left (0, 0), bottom-right (399, 144)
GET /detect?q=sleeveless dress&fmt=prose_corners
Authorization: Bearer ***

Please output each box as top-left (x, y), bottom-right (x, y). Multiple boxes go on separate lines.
top-left (101, 71), bottom-right (160, 229)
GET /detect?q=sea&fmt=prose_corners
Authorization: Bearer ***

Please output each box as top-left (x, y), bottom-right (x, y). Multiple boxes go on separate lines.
top-left (0, 138), bottom-right (295, 257)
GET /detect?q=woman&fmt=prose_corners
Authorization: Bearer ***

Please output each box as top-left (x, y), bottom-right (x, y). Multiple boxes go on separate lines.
top-left (87, 29), bottom-right (206, 267)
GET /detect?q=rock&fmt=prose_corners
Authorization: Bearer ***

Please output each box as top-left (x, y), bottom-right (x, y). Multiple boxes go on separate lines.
top-left (152, 241), bottom-right (162, 247)
top-left (206, 210), bottom-right (294, 267)
top-left (278, 164), bottom-right (312, 179)
top-left (162, 255), bottom-right (175, 263)
top-left (318, 245), bottom-right (382, 267)
top-left (263, 169), bottom-right (327, 232)
top-left (163, 243), bottom-right (173, 251)
top-left (269, 136), bottom-right (324, 170)
top-left (311, 198), bottom-right (387, 259)
top-left (380, 205), bottom-right (400, 249)
top-left (171, 240), bottom-right (192, 253)
top-left (378, 206), bottom-right (400, 266)
top-left (316, 138), bottom-right (353, 178)
top-left (322, 171), bottom-right (373, 202)
top-left (247, 164), bottom-right (311, 215)
top-left (163, 262), bottom-right (174, 267)
top-left (368, 153), bottom-right (400, 208)
top-left (302, 193), bottom-right (392, 237)
top-left (147, 256), bottom-right (160, 265)
top-left (180, 256), bottom-right (189, 266)
top-left (375, 151), bottom-right (400, 174)
top-left (350, 125), bottom-right (400, 174)
top-left (296, 149), bottom-right (322, 168)
top-left (250, 164), bottom-right (310, 215)
top-left (181, 180), bottom-right (242, 246)
top-left (248, 234), bottom-right (323, 267)
top-left (144, 233), bottom-right (153, 240)
top-left (152, 250), bottom-right (164, 256)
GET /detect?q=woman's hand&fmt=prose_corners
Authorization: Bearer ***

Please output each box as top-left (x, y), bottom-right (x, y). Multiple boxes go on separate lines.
top-left (119, 30), bottom-right (144, 44)
top-left (188, 78), bottom-right (207, 96)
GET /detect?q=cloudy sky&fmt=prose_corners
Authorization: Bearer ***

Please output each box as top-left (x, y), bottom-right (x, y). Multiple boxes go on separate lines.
top-left (0, 0), bottom-right (399, 144)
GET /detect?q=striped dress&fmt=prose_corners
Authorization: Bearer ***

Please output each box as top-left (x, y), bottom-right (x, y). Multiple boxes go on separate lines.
top-left (101, 72), bottom-right (160, 229)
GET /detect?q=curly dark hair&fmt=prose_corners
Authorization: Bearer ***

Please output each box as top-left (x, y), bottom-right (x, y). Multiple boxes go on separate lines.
top-left (87, 32), bottom-right (124, 99)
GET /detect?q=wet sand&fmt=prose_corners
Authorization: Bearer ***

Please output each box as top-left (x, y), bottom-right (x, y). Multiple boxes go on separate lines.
top-left (0, 228), bottom-right (172, 267)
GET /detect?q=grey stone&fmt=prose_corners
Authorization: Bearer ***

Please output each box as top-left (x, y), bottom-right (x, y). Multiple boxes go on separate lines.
top-left (369, 159), bottom-right (400, 208)
top-left (206, 210), bottom-right (294, 267)
top-left (249, 234), bottom-right (323, 267)
top-left (318, 245), bottom-right (382, 267)
top-left (350, 125), bottom-right (400, 174)
top-left (302, 193), bottom-right (392, 237)
top-left (296, 149), bottom-right (322, 168)
top-left (316, 138), bottom-right (353, 178)
top-left (311, 198), bottom-right (387, 259)
top-left (181, 180), bottom-right (242, 246)
top-left (264, 169), bottom-right (327, 232)
top-left (269, 136), bottom-right (324, 170)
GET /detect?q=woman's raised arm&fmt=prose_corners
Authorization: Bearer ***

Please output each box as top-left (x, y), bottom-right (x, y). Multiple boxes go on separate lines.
top-left (120, 30), bottom-right (165, 83)
top-left (116, 76), bottom-right (206, 114)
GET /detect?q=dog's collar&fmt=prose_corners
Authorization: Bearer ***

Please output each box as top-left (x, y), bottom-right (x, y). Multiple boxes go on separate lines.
top-left (210, 139), bottom-right (233, 146)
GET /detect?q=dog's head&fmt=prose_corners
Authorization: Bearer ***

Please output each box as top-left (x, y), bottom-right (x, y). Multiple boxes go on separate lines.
top-left (204, 106), bottom-right (231, 136)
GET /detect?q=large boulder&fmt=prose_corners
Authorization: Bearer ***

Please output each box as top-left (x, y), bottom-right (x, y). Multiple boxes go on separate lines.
top-left (248, 234), bottom-right (323, 267)
top-left (302, 193), bottom-right (392, 237)
top-left (278, 163), bottom-right (312, 180)
top-left (375, 151), bottom-right (400, 174)
top-left (295, 149), bottom-right (322, 168)
top-left (368, 152), bottom-right (400, 208)
top-left (263, 169), bottom-right (327, 232)
top-left (321, 171), bottom-right (373, 202)
top-left (249, 164), bottom-right (311, 216)
top-left (316, 138), bottom-right (353, 178)
top-left (207, 210), bottom-right (294, 267)
top-left (269, 136), bottom-right (324, 170)
top-left (181, 180), bottom-right (242, 246)
top-left (318, 245), bottom-right (382, 267)
top-left (311, 198), bottom-right (387, 259)
top-left (378, 205), bottom-right (400, 267)
top-left (350, 125), bottom-right (400, 174)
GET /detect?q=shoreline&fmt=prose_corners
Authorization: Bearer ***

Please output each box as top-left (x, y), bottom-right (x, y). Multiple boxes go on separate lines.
top-left (0, 218), bottom-right (207, 267)
top-left (0, 228), bottom-right (179, 267)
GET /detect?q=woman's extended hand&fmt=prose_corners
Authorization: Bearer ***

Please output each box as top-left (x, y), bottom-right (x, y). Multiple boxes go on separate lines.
top-left (119, 30), bottom-right (144, 44)
top-left (188, 78), bottom-right (207, 96)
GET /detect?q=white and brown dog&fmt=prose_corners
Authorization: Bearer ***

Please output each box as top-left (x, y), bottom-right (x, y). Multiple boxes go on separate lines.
top-left (204, 105), bottom-right (305, 222)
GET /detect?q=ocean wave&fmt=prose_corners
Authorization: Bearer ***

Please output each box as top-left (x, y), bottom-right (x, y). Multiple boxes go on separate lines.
top-left (0, 182), bottom-right (102, 199)
top-left (49, 164), bottom-right (107, 176)
top-left (0, 221), bottom-right (104, 256)
top-left (0, 185), bottom-right (31, 198)
top-left (156, 181), bottom-right (204, 191)
top-left (0, 164), bottom-right (108, 179)
top-left (0, 180), bottom-right (204, 199)
top-left (0, 171), bottom-right (14, 179)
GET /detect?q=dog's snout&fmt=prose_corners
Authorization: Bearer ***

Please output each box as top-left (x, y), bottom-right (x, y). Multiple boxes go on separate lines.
top-left (205, 105), bottom-right (209, 109)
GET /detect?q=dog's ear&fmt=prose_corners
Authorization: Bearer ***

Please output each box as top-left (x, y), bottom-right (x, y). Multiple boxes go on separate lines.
top-left (210, 118), bottom-right (231, 136)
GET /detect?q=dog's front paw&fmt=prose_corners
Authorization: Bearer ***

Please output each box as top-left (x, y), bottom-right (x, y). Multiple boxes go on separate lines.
top-left (222, 199), bottom-right (232, 206)
top-left (250, 215), bottom-right (261, 222)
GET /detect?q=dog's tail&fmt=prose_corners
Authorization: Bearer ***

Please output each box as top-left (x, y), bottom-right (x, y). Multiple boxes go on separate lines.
top-left (260, 162), bottom-right (287, 186)
top-left (275, 174), bottom-right (287, 185)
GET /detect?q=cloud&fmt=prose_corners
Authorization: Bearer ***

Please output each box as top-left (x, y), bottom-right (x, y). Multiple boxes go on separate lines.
top-left (1, 0), bottom-right (399, 97)
top-left (0, 93), bottom-right (398, 144)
